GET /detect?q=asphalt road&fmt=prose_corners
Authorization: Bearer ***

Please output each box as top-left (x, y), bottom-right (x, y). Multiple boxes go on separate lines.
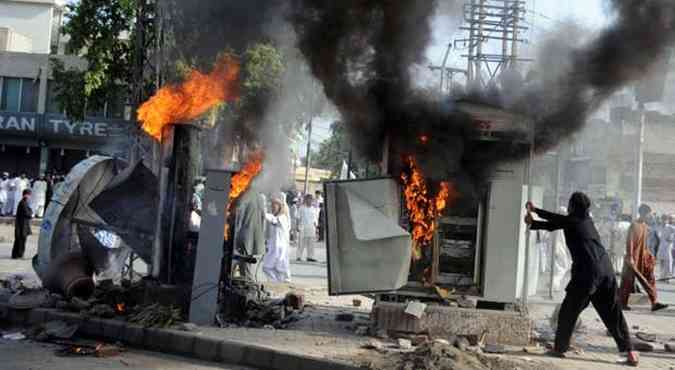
top-left (0, 338), bottom-right (255, 370)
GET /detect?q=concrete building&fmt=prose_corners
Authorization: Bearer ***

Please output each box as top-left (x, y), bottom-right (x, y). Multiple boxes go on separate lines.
top-left (0, 0), bottom-right (133, 177)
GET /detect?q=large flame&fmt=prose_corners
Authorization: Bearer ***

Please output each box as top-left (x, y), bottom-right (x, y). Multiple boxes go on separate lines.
top-left (138, 54), bottom-right (240, 140)
top-left (401, 156), bottom-right (457, 261)
top-left (229, 151), bottom-right (265, 202)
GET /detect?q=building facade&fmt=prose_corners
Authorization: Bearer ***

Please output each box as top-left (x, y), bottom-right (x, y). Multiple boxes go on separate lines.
top-left (0, 0), bottom-right (133, 177)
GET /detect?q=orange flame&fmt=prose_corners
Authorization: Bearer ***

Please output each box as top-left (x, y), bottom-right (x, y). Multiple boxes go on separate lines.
top-left (115, 303), bottom-right (125, 314)
top-left (138, 54), bottom-right (240, 140)
top-left (229, 151), bottom-right (265, 202)
top-left (401, 156), bottom-right (457, 260)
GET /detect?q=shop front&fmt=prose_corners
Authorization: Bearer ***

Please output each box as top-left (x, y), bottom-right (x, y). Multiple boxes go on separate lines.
top-left (0, 111), bottom-right (133, 177)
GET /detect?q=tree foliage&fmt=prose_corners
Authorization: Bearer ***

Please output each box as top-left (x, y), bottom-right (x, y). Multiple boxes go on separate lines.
top-left (313, 121), bottom-right (374, 178)
top-left (51, 0), bottom-right (140, 120)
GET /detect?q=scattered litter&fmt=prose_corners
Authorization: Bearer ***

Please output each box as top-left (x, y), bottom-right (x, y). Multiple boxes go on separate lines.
top-left (484, 343), bottom-right (506, 354)
top-left (352, 299), bottom-right (362, 307)
top-left (404, 301), bottom-right (426, 319)
top-left (285, 293), bottom-right (305, 310)
top-left (55, 343), bottom-right (124, 358)
top-left (633, 340), bottom-right (655, 352)
top-left (636, 332), bottom-right (657, 343)
top-left (2, 332), bottom-right (26, 341)
top-left (397, 338), bottom-right (413, 350)
top-left (355, 325), bottom-right (369, 336)
top-left (177, 322), bottom-right (198, 332)
top-left (456, 296), bottom-right (477, 309)
top-left (454, 336), bottom-right (470, 351)
top-left (128, 303), bottom-right (182, 328)
top-left (362, 339), bottom-right (386, 352)
top-left (43, 321), bottom-right (79, 339)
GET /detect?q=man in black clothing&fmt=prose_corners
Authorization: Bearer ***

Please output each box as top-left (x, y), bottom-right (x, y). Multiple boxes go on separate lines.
top-left (12, 189), bottom-right (33, 259)
top-left (525, 192), bottom-right (639, 366)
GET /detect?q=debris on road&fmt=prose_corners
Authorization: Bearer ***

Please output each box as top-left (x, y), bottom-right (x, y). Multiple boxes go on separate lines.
top-left (2, 332), bottom-right (26, 341)
top-left (404, 301), bottom-right (426, 319)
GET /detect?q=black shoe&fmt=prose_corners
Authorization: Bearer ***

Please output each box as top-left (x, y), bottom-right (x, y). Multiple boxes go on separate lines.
top-left (307, 258), bottom-right (318, 263)
top-left (651, 302), bottom-right (668, 312)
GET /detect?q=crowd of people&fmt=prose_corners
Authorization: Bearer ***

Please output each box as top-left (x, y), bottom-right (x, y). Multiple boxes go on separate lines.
top-left (0, 172), bottom-right (67, 219)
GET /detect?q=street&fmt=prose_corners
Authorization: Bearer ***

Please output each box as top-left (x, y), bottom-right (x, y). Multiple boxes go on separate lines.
top-left (0, 339), bottom-right (254, 370)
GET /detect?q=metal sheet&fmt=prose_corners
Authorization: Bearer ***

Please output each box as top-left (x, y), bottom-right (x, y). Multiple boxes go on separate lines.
top-left (36, 156), bottom-right (120, 279)
top-left (189, 169), bottom-right (231, 325)
top-left (325, 178), bottom-right (412, 295)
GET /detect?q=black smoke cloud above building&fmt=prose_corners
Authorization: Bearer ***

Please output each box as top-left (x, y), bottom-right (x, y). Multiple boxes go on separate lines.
top-left (289, 0), bottom-right (675, 186)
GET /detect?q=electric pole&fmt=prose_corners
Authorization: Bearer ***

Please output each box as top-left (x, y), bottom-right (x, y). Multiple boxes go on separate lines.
top-left (303, 118), bottom-right (313, 194)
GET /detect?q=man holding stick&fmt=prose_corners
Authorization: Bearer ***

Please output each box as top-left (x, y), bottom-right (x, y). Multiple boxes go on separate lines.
top-left (620, 204), bottom-right (668, 312)
top-left (525, 192), bottom-right (639, 366)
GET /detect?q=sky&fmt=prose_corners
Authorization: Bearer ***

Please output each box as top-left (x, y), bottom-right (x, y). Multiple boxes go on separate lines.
top-left (297, 0), bottom-right (612, 161)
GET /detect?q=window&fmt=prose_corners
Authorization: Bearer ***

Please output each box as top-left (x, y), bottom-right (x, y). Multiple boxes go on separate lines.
top-left (1, 77), bottom-right (21, 112)
top-left (20, 78), bottom-right (39, 113)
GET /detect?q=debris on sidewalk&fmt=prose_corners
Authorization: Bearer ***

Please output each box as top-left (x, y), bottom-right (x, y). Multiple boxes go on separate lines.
top-left (128, 303), bottom-right (182, 328)
top-left (404, 301), bottom-right (426, 319)
top-left (55, 342), bottom-right (125, 358)
top-left (2, 332), bottom-right (26, 341)
top-left (636, 332), bottom-right (657, 343)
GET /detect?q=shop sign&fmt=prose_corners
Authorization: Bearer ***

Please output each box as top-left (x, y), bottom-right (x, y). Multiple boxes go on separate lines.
top-left (0, 112), bottom-right (38, 137)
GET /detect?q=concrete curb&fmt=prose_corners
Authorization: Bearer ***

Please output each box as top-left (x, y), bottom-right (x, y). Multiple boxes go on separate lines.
top-left (1, 304), bottom-right (362, 370)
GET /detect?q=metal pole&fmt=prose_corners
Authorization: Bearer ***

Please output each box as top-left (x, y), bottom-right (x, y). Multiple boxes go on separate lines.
top-left (303, 117), bottom-right (313, 194)
top-left (522, 119), bottom-right (535, 308)
top-left (632, 104), bottom-right (646, 219)
top-left (549, 150), bottom-right (562, 299)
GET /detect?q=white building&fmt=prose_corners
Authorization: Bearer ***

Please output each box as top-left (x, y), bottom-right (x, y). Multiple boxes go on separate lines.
top-left (0, 0), bottom-right (67, 54)
top-left (0, 0), bottom-right (131, 177)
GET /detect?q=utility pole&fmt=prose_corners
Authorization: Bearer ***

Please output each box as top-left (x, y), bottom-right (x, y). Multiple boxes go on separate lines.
top-left (456, 0), bottom-right (530, 87)
top-left (633, 104), bottom-right (646, 219)
top-left (303, 118), bottom-right (313, 194)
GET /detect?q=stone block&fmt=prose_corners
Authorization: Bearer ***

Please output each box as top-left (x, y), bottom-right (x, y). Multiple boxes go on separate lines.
top-left (166, 330), bottom-right (196, 356)
top-left (143, 327), bottom-right (173, 352)
top-left (78, 317), bottom-right (102, 337)
top-left (241, 346), bottom-right (277, 370)
top-left (193, 336), bottom-right (222, 362)
top-left (122, 323), bottom-right (145, 346)
top-left (101, 319), bottom-right (125, 341)
top-left (372, 302), bottom-right (531, 346)
top-left (218, 340), bottom-right (246, 365)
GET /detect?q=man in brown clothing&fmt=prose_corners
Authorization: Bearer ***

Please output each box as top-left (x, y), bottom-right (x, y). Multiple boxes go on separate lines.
top-left (620, 204), bottom-right (668, 311)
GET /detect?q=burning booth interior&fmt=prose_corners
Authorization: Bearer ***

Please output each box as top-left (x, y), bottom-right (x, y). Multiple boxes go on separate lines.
top-left (324, 101), bottom-right (542, 308)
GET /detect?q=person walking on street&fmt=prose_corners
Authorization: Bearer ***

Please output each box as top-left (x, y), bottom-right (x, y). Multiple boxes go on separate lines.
top-left (0, 172), bottom-right (9, 216)
top-left (524, 193), bottom-right (639, 366)
top-left (297, 194), bottom-right (318, 262)
top-left (657, 215), bottom-right (674, 280)
top-left (44, 174), bottom-right (54, 213)
top-left (12, 189), bottom-right (33, 259)
top-left (262, 193), bottom-right (291, 283)
top-left (30, 175), bottom-right (48, 218)
top-left (12, 174), bottom-right (30, 216)
top-left (3, 174), bottom-right (17, 216)
top-left (620, 204), bottom-right (669, 312)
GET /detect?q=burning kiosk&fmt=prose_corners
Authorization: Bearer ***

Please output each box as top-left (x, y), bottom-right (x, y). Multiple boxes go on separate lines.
top-left (324, 101), bottom-right (540, 343)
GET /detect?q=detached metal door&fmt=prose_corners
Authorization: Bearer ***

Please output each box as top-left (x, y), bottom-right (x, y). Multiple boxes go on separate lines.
top-left (324, 178), bottom-right (412, 295)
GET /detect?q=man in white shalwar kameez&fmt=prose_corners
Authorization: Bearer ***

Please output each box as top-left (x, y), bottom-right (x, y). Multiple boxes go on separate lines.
top-left (0, 173), bottom-right (9, 216)
top-left (262, 193), bottom-right (292, 283)
top-left (3, 175), bottom-right (17, 216)
top-left (31, 175), bottom-right (48, 218)
top-left (12, 174), bottom-right (30, 216)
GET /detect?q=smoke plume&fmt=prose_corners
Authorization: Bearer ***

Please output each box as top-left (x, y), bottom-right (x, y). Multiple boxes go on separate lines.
top-left (290, 0), bottom-right (675, 191)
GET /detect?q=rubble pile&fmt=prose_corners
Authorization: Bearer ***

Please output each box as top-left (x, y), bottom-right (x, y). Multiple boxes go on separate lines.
top-left (218, 282), bottom-right (305, 329)
top-left (360, 335), bottom-right (551, 370)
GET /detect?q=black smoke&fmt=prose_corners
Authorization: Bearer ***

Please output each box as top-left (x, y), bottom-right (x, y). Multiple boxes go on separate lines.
top-left (290, 0), bottom-right (675, 191)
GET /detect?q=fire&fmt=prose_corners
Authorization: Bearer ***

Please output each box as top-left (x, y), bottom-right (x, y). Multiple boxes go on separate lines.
top-left (229, 151), bottom-right (265, 202)
top-left (138, 54), bottom-right (240, 140)
top-left (115, 303), bottom-right (126, 314)
top-left (224, 151), bottom-right (265, 240)
top-left (401, 156), bottom-right (457, 260)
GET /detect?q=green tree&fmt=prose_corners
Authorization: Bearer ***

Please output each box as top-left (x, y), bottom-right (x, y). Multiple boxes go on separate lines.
top-left (313, 121), bottom-right (376, 178)
top-left (51, 0), bottom-right (146, 120)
